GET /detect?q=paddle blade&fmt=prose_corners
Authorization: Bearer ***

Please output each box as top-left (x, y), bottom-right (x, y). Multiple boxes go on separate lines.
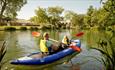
top-left (32, 32), bottom-right (40, 37)
top-left (76, 32), bottom-right (84, 37)
top-left (70, 46), bottom-right (81, 52)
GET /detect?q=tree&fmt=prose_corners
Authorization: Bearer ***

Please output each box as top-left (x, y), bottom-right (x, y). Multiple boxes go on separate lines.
top-left (64, 11), bottom-right (77, 26)
top-left (47, 6), bottom-right (64, 26)
top-left (64, 11), bottom-right (84, 28)
top-left (64, 11), bottom-right (76, 20)
top-left (30, 6), bottom-right (64, 27)
top-left (48, 6), bottom-right (64, 17)
top-left (0, 0), bottom-right (27, 19)
top-left (30, 16), bottom-right (38, 24)
top-left (34, 7), bottom-right (49, 24)
top-left (101, 0), bottom-right (115, 26)
top-left (90, 1), bottom-right (115, 70)
top-left (84, 5), bottom-right (95, 27)
top-left (30, 7), bottom-right (49, 25)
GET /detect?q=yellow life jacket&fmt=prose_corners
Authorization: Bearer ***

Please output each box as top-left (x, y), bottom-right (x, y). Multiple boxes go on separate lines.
top-left (62, 36), bottom-right (68, 45)
top-left (40, 39), bottom-right (49, 52)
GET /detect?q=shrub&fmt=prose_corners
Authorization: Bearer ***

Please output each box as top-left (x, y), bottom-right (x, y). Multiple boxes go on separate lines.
top-left (30, 27), bottom-right (38, 30)
top-left (20, 27), bottom-right (27, 30)
top-left (4, 27), bottom-right (16, 31)
top-left (91, 30), bottom-right (115, 70)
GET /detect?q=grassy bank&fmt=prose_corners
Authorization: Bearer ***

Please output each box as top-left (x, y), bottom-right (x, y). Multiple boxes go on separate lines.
top-left (0, 25), bottom-right (114, 31)
top-left (0, 26), bottom-right (42, 31)
top-left (0, 25), bottom-right (74, 31)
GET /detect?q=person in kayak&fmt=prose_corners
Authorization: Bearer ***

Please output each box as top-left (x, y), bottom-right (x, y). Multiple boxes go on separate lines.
top-left (61, 35), bottom-right (70, 48)
top-left (39, 32), bottom-right (58, 56)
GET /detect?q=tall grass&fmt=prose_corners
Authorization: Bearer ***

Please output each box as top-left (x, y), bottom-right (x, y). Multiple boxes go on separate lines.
top-left (91, 30), bottom-right (115, 70)
top-left (0, 41), bottom-right (6, 70)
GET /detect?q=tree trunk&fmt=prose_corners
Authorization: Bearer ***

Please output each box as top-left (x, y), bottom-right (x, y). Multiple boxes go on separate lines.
top-left (0, 1), bottom-right (7, 21)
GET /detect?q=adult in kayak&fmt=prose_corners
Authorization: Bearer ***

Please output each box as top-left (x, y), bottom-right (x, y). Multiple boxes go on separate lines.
top-left (39, 32), bottom-right (59, 57)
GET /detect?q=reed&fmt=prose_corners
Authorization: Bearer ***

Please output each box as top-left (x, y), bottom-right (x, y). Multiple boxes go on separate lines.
top-left (0, 41), bottom-right (6, 69)
top-left (91, 30), bottom-right (115, 70)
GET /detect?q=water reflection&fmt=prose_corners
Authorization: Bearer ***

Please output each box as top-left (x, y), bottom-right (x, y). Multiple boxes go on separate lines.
top-left (0, 30), bottom-right (103, 70)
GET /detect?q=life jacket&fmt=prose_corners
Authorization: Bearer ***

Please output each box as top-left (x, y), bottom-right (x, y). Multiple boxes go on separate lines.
top-left (40, 39), bottom-right (49, 52)
top-left (62, 36), bottom-right (69, 45)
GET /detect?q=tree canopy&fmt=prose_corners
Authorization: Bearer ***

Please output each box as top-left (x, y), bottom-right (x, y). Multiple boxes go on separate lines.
top-left (30, 6), bottom-right (64, 27)
top-left (0, 0), bottom-right (27, 19)
top-left (30, 0), bottom-right (115, 29)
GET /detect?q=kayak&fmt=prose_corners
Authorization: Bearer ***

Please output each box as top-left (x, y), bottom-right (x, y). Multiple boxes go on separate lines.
top-left (10, 39), bottom-right (81, 66)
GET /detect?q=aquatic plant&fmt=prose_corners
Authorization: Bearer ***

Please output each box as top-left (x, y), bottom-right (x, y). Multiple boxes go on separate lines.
top-left (0, 41), bottom-right (6, 69)
top-left (91, 30), bottom-right (115, 70)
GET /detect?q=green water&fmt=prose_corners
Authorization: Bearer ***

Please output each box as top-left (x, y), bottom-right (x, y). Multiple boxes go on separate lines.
top-left (0, 29), bottom-right (104, 70)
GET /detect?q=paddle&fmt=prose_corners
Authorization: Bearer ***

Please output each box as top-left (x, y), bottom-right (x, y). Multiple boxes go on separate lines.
top-left (32, 31), bottom-right (84, 52)
top-left (32, 31), bottom-right (41, 37)
top-left (32, 32), bottom-right (59, 43)
top-left (32, 31), bottom-right (84, 38)
top-left (75, 32), bottom-right (84, 37)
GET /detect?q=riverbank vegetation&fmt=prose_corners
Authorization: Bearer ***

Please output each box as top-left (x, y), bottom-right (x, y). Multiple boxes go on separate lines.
top-left (0, 0), bottom-right (114, 31)
top-left (0, 41), bottom-right (6, 70)
top-left (0, 0), bottom-right (27, 22)
top-left (90, 0), bottom-right (115, 70)
top-left (0, 0), bottom-right (115, 70)
top-left (0, 0), bottom-right (27, 69)
top-left (96, 30), bottom-right (115, 70)
top-left (29, 0), bottom-right (115, 30)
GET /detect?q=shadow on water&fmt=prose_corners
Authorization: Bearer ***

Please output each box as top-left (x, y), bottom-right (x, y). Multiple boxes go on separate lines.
top-left (0, 30), bottom-right (104, 70)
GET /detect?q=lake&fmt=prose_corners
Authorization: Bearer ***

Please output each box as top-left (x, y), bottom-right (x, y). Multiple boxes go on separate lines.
top-left (0, 29), bottom-right (104, 70)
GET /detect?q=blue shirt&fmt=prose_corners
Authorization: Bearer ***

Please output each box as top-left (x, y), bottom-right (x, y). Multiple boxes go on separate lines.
top-left (46, 40), bottom-right (52, 48)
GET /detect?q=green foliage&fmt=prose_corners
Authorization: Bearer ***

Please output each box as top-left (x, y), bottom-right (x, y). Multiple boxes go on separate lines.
top-left (4, 27), bottom-right (16, 31)
top-left (30, 6), bottom-right (64, 29)
top-left (47, 6), bottom-right (64, 27)
top-left (87, 5), bottom-right (94, 16)
top-left (86, 1), bottom-right (115, 68)
top-left (0, 41), bottom-right (6, 69)
top-left (0, 0), bottom-right (27, 19)
top-left (20, 27), bottom-right (27, 30)
top-left (91, 30), bottom-right (115, 70)
top-left (64, 11), bottom-right (84, 27)
top-left (84, 0), bottom-right (115, 30)
top-left (84, 5), bottom-right (95, 27)
top-left (35, 7), bottom-right (49, 24)
top-left (97, 0), bottom-right (115, 28)
top-left (30, 16), bottom-right (38, 24)
top-left (30, 0), bottom-right (115, 30)
top-left (48, 6), bottom-right (64, 16)
top-left (102, 0), bottom-right (115, 26)
top-left (30, 27), bottom-right (39, 30)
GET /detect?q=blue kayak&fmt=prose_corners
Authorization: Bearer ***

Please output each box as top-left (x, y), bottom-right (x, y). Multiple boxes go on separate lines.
top-left (10, 39), bottom-right (81, 65)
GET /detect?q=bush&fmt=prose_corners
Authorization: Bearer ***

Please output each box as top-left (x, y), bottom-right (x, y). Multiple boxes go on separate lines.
top-left (20, 27), bottom-right (27, 30)
top-left (5, 27), bottom-right (16, 31)
top-left (90, 30), bottom-right (115, 70)
top-left (98, 26), bottom-right (105, 30)
top-left (30, 27), bottom-right (38, 30)
top-left (41, 26), bottom-right (51, 30)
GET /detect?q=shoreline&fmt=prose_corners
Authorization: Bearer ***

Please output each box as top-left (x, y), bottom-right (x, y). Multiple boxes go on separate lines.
top-left (0, 26), bottom-right (42, 31)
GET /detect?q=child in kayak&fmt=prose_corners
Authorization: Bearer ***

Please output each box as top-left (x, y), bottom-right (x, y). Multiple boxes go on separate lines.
top-left (61, 35), bottom-right (70, 48)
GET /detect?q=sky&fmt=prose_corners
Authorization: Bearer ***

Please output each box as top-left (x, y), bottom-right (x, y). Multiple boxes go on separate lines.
top-left (17, 0), bottom-right (101, 20)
